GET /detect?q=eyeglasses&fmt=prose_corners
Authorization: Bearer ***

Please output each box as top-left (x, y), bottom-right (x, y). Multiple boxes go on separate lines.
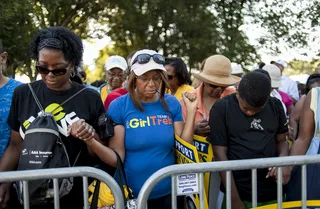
top-left (107, 71), bottom-right (125, 78)
top-left (36, 65), bottom-right (68, 76)
top-left (168, 75), bottom-right (176, 80)
top-left (132, 54), bottom-right (165, 65)
top-left (136, 74), bottom-right (162, 83)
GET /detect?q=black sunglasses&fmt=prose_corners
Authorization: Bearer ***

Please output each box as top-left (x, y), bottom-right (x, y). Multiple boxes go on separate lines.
top-left (36, 65), bottom-right (68, 76)
top-left (206, 83), bottom-right (225, 88)
top-left (132, 54), bottom-right (165, 65)
top-left (168, 75), bottom-right (176, 80)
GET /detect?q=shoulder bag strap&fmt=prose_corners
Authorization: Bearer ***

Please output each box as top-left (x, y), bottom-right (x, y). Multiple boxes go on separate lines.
top-left (114, 150), bottom-right (134, 199)
top-left (28, 83), bottom-right (44, 112)
top-left (89, 180), bottom-right (101, 209)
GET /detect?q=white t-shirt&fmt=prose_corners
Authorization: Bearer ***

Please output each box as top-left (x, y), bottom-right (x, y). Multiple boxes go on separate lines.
top-left (279, 76), bottom-right (299, 101)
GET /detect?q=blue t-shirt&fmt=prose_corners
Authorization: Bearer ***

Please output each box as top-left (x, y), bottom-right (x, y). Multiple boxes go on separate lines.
top-left (0, 78), bottom-right (21, 157)
top-left (108, 94), bottom-right (183, 199)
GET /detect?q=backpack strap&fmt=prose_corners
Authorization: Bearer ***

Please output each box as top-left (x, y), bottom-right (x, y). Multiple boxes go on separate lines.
top-left (28, 83), bottom-right (44, 112)
top-left (60, 87), bottom-right (87, 106)
top-left (48, 87), bottom-right (87, 115)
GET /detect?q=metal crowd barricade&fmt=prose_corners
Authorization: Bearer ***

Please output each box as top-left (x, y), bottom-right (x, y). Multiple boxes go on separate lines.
top-left (0, 166), bottom-right (125, 209)
top-left (137, 155), bottom-right (320, 209)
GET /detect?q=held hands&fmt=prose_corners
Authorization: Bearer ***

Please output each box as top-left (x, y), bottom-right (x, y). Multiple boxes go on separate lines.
top-left (266, 166), bottom-right (291, 185)
top-left (68, 119), bottom-right (95, 144)
top-left (194, 119), bottom-right (210, 136)
top-left (182, 92), bottom-right (198, 112)
top-left (0, 183), bottom-right (11, 209)
top-left (288, 125), bottom-right (297, 141)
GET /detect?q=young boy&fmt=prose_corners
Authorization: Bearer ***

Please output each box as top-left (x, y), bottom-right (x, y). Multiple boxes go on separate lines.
top-left (208, 71), bottom-right (291, 209)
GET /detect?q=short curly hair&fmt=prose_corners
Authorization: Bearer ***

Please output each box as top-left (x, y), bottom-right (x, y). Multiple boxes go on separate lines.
top-left (30, 27), bottom-right (83, 70)
top-left (238, 71), bottom-right (271, 108)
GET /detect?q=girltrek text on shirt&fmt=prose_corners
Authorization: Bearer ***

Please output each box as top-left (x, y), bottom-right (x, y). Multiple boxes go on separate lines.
top-left (126, 115), bottom-right (173, 129)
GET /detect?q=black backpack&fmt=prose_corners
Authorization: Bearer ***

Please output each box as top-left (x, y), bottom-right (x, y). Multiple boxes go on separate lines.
top-left (16, 83), bottom-right (86, 205)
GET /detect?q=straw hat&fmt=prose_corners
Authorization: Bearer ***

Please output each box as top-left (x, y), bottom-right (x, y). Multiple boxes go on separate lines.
top-left (193, 55), bottom-right (241, 87)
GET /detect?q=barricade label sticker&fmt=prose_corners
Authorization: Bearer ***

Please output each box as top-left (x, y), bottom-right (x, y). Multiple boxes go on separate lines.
top-left (177, 173), bottom-right (199, 195)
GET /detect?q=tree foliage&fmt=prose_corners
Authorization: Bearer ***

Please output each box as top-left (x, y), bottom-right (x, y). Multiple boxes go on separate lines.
top-left (1, 0), bottom-right (320, 82)
top-left (246, 0), bottom-right (320, 57)
top-left (101, 0), bottom-right (258, 70)
top-left (0, 0), bottom-right (107, 80)
top-left (286, 59), bottom-right (320, 76)
top-left (0, 0), bottom-right (36, 79)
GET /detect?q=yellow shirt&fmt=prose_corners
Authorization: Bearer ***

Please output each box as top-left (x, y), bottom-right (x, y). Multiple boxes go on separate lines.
top-left (167, 84), bottom-right (194, 100)
top-left (100, 84), bottom-right (110, 103)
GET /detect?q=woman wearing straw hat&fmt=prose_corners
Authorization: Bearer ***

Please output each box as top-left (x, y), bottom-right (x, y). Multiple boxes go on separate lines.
top-left (181, 55), bottom-right (240, 137)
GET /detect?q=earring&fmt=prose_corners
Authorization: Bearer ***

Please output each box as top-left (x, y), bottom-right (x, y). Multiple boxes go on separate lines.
top-left (71, 71), bottom-right (75, 77)
top-left (0, 64), bottom-right (3, 74)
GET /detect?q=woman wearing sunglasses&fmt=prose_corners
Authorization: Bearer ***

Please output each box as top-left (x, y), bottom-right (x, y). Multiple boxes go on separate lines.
top-left (85, 49), bottom-right (198, 209)
top-left (165, 57), bottom-right (194, 100)
top-left (0, 27), bottom-right (106, 209)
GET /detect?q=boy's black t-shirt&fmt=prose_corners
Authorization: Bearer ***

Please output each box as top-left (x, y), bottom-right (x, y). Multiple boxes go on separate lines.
top-left (7, 80), bottom-right (106, 209)
top-left (207, 94), bottom-right (288, 202)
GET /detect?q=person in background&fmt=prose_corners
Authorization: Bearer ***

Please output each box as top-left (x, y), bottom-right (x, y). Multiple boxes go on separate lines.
top-left (78, 70), bottom-right (99, 91)
top-left (221, 62), bottom-right (243, 97)
top-left (181, 55), bottom-right (240, 136)
top-left (0, 27), bottom-right (106, 209)
top-left (100, 55), bottom-right (127, 102)
top-left (91, 80), bottom-right (105, 88)
top-left (287, 80), bottom-right (320, 201)
top-left (104, 88), bottom-right (128, 111)
top-left (297, 81), bottom-right (306, 98)
top-left (0, 40), bottom-right (22, 158)
top-left (289, 73), bottom-right (320, 141)
top-left (262, 64), bottom-right (293, 116)
top-left (84, 49), bottom-right (198, 209)
top-left (271, 59), bottom-right (299, 103)
top-left (258, 62), bottom-right (266, 69)
top-left (165, 57), bottom-right (194, 100)
top-left (209, 71), bottom-right (290, 209)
